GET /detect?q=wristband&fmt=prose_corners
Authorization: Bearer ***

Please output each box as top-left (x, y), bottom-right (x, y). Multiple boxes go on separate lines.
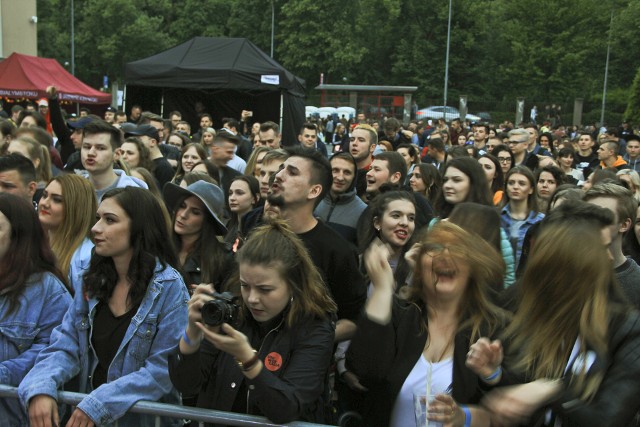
top-left (182, 330), bottom-right (199, 347)
top-left (236, 350), bottom-right (259, 371)
top-left (484, 365), bottom-right (502, 382)
top-left (462, 406), bottom-right (471, 427)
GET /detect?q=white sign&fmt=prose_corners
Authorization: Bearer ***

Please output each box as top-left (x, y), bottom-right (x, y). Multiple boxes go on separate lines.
top-left (261, 75), bottom-right (280, 85)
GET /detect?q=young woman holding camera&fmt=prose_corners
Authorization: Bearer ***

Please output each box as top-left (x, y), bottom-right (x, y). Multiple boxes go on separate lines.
top-left (169, 219), bottom-right (337, 425)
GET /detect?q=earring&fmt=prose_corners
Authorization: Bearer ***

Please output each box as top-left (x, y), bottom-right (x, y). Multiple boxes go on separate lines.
top-left (290, 296), bottom-right (294, 303)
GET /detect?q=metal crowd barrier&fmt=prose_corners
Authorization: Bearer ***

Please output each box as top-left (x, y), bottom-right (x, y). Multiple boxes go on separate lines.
top-left (0, 384), bottom-right (334, 427)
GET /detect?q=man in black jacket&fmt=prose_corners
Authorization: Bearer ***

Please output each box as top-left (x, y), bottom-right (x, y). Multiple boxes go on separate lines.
top-left (269, 147), bottom-right (366, 342)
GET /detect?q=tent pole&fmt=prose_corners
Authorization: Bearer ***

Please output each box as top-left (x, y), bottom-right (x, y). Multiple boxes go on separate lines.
top-left (279, 91), bottom-right (284, 132)
top-left (160, 90), bottom-right (165, 117)
top-left (123, 85), bottom-right (127, 114)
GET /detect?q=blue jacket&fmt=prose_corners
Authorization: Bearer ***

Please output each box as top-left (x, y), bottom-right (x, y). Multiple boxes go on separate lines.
top-left (68, 238), bottom-right (94, 296)
top-left (501, 205), bottom-right (545, 268)
top-left (0, 272), bottom-right (71, 427)
top-left (18, 262), bottom-right (189, 427)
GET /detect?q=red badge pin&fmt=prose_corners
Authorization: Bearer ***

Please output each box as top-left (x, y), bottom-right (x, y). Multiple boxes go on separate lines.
top-left (264, 352), bottom-right (283, 372)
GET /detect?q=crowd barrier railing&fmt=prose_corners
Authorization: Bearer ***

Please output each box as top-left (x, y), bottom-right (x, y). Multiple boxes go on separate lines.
top-left (0, 384), bottom-right (335, 427)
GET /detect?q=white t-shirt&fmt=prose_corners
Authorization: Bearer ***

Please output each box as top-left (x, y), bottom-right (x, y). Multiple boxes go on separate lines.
top-left (390, 354), bottom-right (453, 427)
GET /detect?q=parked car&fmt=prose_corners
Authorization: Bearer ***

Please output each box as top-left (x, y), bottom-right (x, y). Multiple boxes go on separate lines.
top-left (416, 106), bottom-right (481, 122)
top-left (476, 111), bottom-right (492, 122)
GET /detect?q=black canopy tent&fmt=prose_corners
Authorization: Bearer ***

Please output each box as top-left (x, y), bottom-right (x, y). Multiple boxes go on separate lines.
top-left (124, 37), bottom-right (306, 146)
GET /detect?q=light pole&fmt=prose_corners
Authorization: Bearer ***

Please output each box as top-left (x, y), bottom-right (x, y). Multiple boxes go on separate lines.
top-left (443, 0), bottom-right (452, 120)
top-left (600, 9), bottom-right (614, 127)
top-left (270, 0), bottom-right (275, 58)
top-left (70, 0), bottom-right (75, 76)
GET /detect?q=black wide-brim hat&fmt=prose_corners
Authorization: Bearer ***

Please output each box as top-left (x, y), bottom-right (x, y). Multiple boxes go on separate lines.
top-left (163, 181), bottom-right (227, 236)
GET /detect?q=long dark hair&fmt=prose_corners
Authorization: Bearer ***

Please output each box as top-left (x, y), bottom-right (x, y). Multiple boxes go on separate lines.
top-left (413, 163), bottom-right (442, 205)
top-left (84, 187), bottom-right (178, 306)
top-left (171, 196), bottom-right (230, 287)
top-left (0, 193), bottom-right (67, 314)
top-left (226, 175), bottom-right (260, 231)
top-left (479, 153), bottom-right (505, 194)
top-left (359, 190), bottom-right (417, 291)
top-left (434, 157), bottom-right (492, 218)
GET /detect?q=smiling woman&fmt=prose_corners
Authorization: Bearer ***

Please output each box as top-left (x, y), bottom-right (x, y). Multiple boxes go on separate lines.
top-left (346, 221), bottom-right (509, 427)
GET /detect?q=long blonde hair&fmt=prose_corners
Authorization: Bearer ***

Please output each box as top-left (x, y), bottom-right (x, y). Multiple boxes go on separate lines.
top-left (47, 175), bottom-right (97, 278)
top-left (408, 221), bottom-right (507, 344)
top-left (504, 222), bottom-right (616, 400)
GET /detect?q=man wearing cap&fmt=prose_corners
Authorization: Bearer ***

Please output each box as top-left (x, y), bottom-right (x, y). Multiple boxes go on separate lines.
top-left (125, 124), bottom-right (174, 187)
top-left (139, 111), bottom-right (180, 168)
top-left (80, 120), bottom-right (147, 200)
top-left (222, 117), bottom-right (252, 161)
top-left (37, 98), bottom-right (53, 135)
top-left (104, 107), bottom-right (117, 124)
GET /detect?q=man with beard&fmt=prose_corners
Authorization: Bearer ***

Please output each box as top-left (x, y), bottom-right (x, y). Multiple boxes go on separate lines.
top-left (314, 152), bottom-right (366, 245)
top-left (269, 147), bottom-right (366, 342)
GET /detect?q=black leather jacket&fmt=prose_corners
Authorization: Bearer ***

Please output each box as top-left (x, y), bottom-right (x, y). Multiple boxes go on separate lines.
top-left (169, 313), bottom-right (335, 425)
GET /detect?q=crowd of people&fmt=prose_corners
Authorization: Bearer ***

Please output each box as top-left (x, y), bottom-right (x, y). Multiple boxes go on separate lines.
top-left (0, 93), bottom-right (639, 427)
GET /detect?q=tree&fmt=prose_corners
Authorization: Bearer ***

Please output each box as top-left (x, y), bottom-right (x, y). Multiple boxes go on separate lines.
top-left (625, 65), bottom-right (640, 124)
top-left (277, 0), bottom-right (363, 88)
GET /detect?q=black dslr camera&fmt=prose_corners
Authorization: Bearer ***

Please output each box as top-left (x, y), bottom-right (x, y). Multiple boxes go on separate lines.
top-left (201, 292), bottom-right (241, 326)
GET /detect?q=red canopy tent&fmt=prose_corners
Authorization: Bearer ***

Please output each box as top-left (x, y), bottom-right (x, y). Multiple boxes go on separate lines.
top-left (0, 52), bottom-right (111, 104)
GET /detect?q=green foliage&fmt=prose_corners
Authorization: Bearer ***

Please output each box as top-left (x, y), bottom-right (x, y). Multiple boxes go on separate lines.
top-left (625, 67), bottom-right (640, 124)
top-left (35, 0), bottom-right (640, 119)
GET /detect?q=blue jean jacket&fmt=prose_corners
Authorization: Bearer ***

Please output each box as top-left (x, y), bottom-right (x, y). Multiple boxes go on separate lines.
top-left (0, 272), bottom-right (72, 427)
top-left (18, 262), bottom-right (189, 427)
top-left (68, 237), bottom-right (93, 296)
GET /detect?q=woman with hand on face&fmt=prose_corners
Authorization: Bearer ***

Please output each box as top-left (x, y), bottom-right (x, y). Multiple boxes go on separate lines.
top-left (170, 220), bottom-right (337, 425)
top-left (225, 175), bottom-right (260, 252)
top-left (346, 221), bottom-right (509, 427)
top-left (359, 191), bottom-right (418, 295)
top-left (164, 181), bottom-right (234, 290)
top-left (171, 143), bottom-right (208, 186)
top-left (337, 191), bottom-right (418, 412)
top-left (0, 193), bottom-right (72, 426)
top-left (38, 174), bottom-right (97, 294)
top-left (19, 187), bottom-right (189, 427)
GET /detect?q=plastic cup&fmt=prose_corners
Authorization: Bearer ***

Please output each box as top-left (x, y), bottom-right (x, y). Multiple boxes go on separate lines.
top-left (413, 393), bottom-right (444, 427)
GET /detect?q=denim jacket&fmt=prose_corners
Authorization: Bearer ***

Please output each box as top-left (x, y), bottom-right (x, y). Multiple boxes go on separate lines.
top-left (18, 262), bottom-right (189, 427)
top-left (68, 237), bottom-right (93, 296)
top-left (0, 272), bottom-right (71, 427)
